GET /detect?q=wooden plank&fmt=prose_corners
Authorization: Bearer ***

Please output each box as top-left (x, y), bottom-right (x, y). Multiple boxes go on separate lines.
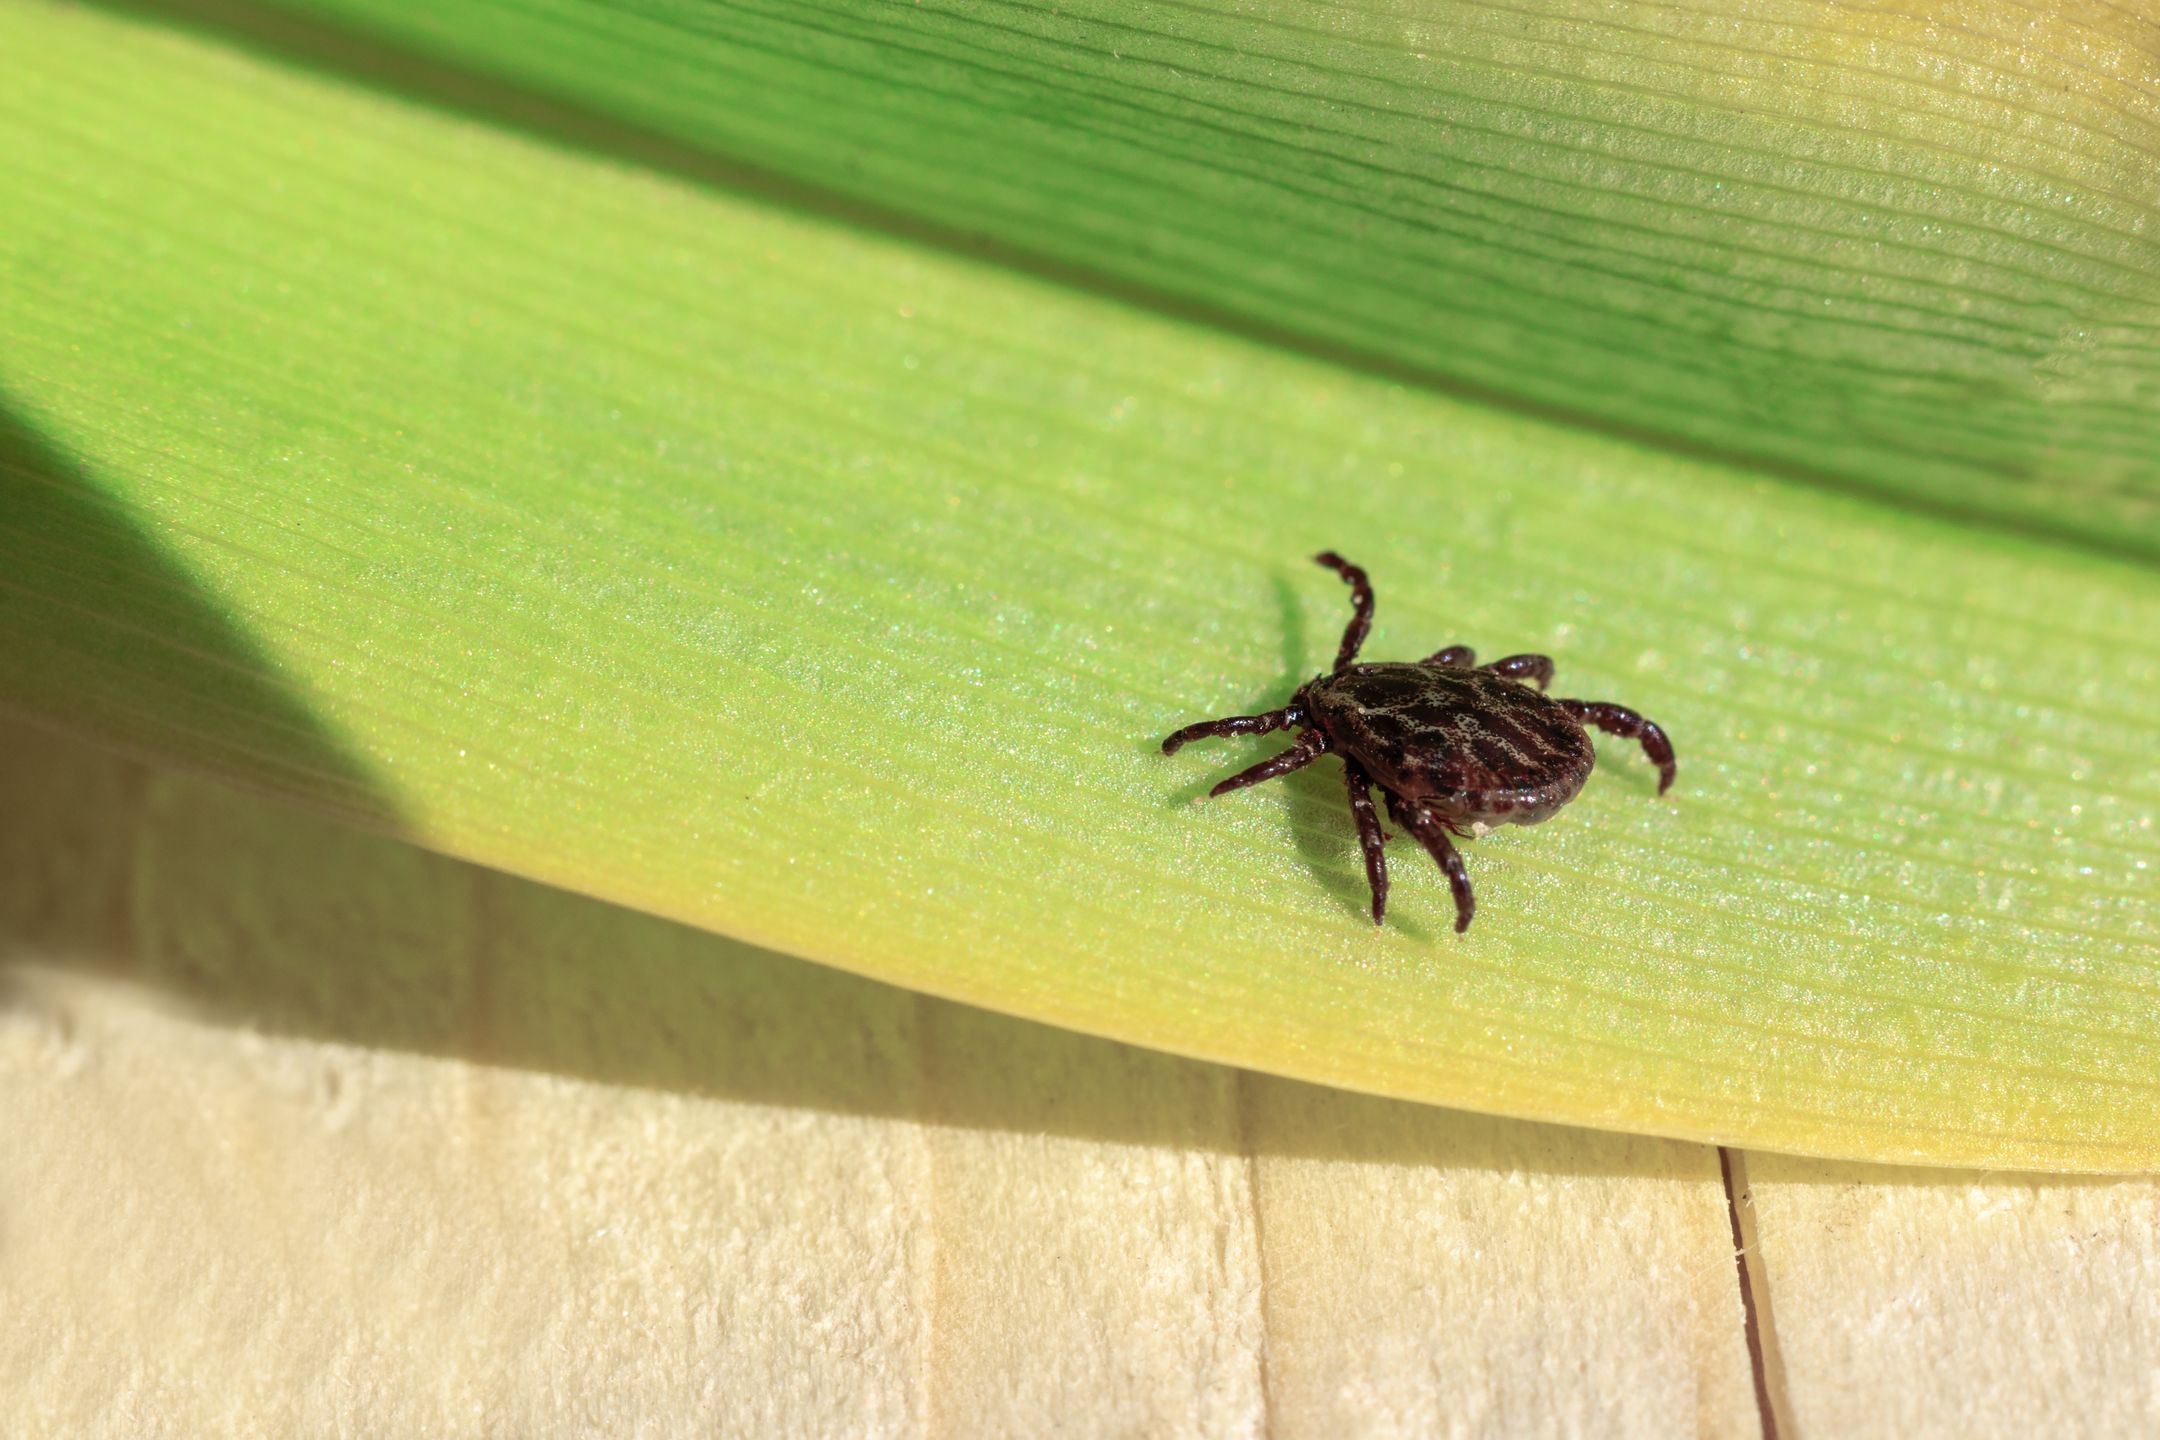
top-left (1244, 1083), bottom-right (1754, 1436)
top-left (0, 717), bottom-right (1755, 1435)
top-left (909, 1006), bottom-right (1267, 1434)
top-left (1744, 1151), bottom-right (2160, 1437)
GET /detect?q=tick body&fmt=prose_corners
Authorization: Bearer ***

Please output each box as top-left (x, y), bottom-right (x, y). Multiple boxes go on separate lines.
top-left (1163, 553), bottom-right (1676, 932)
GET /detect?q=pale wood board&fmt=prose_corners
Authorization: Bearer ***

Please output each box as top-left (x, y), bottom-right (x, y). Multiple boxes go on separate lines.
top-left (1, 713), bottom-right (2147, 1435)
top-left (1742, 1152), bottom-right (2159, 1437)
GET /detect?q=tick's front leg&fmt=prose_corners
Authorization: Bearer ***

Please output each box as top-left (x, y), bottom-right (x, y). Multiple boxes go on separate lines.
top-left (1161, 704), bottom-right (1303, 755)
top-left (1201, 727), bottom-right (1330, 799)
top-left (1313, 552), bottom-right (1375, 671)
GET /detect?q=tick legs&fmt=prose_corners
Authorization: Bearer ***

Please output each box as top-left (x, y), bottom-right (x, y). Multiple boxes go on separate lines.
top-left (1161, 704), bottom-right (1304, 755)
top-left (1385, 792), bottom-right (1476, 933)
top-left (1420, 648), bottom-right (1554, 691)
top-left (1341, 757), bottom-right (1389, 925)
top-left (1483, 653), bottom-right (1554, 690)
top-left (1201, 727), bottom-right (1330, 800)
top-left (1313, 551), bottom-right (1373, 672)
top-left (1559, 700), bottom-right (1678, 795)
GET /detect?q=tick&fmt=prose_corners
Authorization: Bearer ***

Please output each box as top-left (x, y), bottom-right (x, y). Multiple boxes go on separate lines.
top-left (1163, 552), bottom-right (1676, 932)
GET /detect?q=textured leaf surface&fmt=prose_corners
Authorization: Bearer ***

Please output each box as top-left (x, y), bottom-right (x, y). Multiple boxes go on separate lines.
top-left (2, 1), bottom-right (2157, 1169)
top-left (160, 0), bottom-right (2160, 553)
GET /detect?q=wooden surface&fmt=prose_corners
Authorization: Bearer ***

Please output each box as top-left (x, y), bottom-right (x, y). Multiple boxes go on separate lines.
top-left (1, 714), bottom-right (2153, 1436)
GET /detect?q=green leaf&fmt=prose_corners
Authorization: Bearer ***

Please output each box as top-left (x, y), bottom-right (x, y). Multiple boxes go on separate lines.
top-left (3, 0), bottom-right (2156, 1170)
top-left (138, 0), bottom-right (2160, 554)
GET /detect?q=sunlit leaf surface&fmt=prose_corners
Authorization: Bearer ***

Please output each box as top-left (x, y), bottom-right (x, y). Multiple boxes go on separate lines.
top-left (184, 0), bottom-right (2160, 553)
top-left (2, 0), bottom-right (2156, 1169)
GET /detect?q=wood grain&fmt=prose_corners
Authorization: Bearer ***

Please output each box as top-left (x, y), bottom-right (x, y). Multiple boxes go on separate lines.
top-left (1745, 1152), bottom-right (2160, 1437)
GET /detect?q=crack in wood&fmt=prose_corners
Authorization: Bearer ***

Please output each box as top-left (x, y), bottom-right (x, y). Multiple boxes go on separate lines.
top-left (1721, 1147), bottom-right (1796, 1440)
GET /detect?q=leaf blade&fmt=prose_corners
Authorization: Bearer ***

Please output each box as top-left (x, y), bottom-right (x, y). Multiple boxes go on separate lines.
top-left (137, 0), bottom-right (2160, 553)
top-left (3, 1), bottom-right (2157, 1169)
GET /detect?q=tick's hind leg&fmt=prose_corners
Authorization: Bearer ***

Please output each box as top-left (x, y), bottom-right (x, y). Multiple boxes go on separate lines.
top-left (1385, 792), bottom-right (1476, 933)
top-left (1559, 699), bottom-right (1677, 794)
top-left (1313, 552), bottom-right (1374, 671)
top-left (1341, 757), bottom-right (1389, 925)
top-left (1483, 653), bottom-right (1554, 690)
top-left (1161, 704), bottom-right (1302, 755)
top-left (1422, 645), bottom-right (1476, 668)
top-left (1201, 727), bottom-right (1330, 800)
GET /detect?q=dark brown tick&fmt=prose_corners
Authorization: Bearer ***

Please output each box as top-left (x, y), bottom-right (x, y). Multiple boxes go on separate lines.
top-left (1163, 552), bottom-right (1676, 932)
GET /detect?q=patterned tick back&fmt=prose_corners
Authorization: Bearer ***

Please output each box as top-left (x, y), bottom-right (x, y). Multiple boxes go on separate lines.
top-left (1304, 664), bottom-right (1595, 828)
